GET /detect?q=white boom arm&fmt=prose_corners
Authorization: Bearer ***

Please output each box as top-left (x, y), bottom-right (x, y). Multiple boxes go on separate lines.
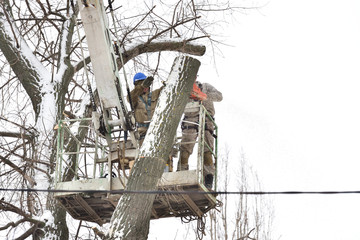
top-left (77, 0), bottom-right (138, 148)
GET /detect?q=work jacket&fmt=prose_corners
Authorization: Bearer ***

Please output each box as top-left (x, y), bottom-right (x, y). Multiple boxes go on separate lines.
top-left (184, 82), bottom-right (223, 130)
top-left (129, 85), bottom-right (163, 135)
top-left (200, 82), bottom-right (223, 117)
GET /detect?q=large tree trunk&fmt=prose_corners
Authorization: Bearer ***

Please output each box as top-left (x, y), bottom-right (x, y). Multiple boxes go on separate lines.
top-left (107, 55), bottom-right (200, 239)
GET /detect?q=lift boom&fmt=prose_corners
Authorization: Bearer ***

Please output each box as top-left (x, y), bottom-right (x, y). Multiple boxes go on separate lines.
top-left (77, 0), bottom-right (138, 148)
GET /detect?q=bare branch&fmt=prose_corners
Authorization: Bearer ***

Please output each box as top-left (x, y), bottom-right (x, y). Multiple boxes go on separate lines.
top-left (14, 221), bottom-right (45, 240)
top-left (147, 16), bottom-right (201, 43)
top-left (92, 226), bottom-right (105, 240)
top-left (0, 155), bottom-right (36, 186)
top-left (0, 131), bottom-right (34, 140)
top-left (120, 5), bottom-right (157, 46)
top-left (0, 219), bottom-right (27, 231)
top-left (121, 40), bottom-right (205, 67)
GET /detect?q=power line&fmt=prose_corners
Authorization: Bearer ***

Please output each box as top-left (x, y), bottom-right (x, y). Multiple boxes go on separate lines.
top-left (1, 188), bottom-right (360, 195)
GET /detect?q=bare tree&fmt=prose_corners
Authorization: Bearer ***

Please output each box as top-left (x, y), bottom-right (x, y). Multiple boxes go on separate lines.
top-left (207, 149), bottom-right (275, 240)
top-left (0, 0), bottom-right (251, 239)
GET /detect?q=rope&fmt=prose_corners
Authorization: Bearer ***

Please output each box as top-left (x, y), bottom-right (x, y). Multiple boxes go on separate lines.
top-left (196, 215), bottom-right (206, 240)
top-left (181, 215), bottom-right (206, 240)
top-left (181, 214), bottom-right (198, 223)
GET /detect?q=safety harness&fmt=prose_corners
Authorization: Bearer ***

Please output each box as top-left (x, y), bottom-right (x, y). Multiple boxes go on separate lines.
top-left (181, 116), bottom-right (217, 139)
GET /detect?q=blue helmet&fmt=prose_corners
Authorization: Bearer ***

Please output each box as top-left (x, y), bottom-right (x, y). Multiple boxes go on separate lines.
top-left (133, 72), bottom-right (147, 84)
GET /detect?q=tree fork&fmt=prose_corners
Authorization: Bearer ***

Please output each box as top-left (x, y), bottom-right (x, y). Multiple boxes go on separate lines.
top-left (107, 55), bottom-right (201, 240)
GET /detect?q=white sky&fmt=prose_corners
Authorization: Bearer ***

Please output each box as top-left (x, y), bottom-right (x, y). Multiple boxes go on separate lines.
top-left (195, 0), bottom-right (360, 239)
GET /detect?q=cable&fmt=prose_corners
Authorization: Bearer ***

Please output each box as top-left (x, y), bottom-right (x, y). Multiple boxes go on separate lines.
top-left (107, 0), bottom-right (134, 113)
top-left (2, 188), bottom-right (360, 195)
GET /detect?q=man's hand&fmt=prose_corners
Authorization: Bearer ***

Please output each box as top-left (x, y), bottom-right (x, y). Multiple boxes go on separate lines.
top-left (142, 76), bottom-right (154, 88)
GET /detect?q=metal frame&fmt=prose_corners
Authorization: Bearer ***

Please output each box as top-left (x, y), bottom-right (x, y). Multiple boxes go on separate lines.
top-left (55, 118), bottom-right (107, 184)
top-left (195, 103), bottom-right (218, 191)
top-left (77, 0), bottom-right (138, 148)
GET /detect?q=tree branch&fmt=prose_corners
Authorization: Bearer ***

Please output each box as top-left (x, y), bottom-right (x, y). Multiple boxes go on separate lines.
top-left (146, 16), bottom-right (201, 43)
top-left (0, 219), bottom-right (26, 231)
top-left (120, 40), bottom-right (206, 68)
top-left (0, 3), bottom-right (43, 115)
top-left (0, 117), bottom-right (36, 136)
top-left (14, 221), bottom-right (45, 240)
top-left (0, 131), bottom-right (34, 140)
top-left (92, 227), bottom-right (105, 240)
top-left (120, 5), bottom-right (156, 46)
top-left (0, 199), bottom-right (29, 218)
top-left (0, 155), bottom-right (36, 186)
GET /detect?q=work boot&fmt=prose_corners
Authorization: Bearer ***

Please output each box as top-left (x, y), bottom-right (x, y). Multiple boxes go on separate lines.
top-left (203, 152), bottom-right (215, 189)
top-left (203, 164), bottom-right (215, 189)
top-left (177, 164), bottom-right (189, 171)
top-left (204, 174), bottom-right (213, 189)
top-left (177, 151), bottom-right (190, 171)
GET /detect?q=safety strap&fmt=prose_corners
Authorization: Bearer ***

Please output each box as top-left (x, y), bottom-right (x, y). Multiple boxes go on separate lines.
top-left (181, 122), bottom-right (217, 138)
top-left (181, 124), bottom-right (198, 131)
top-left (139, 91), bottom-right (152, 121)
top-left (137, 123), bottom-right (150, 128)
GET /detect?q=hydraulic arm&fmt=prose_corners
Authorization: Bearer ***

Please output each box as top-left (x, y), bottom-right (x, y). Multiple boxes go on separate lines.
top-left (77, 0), bottom-right (138, 148)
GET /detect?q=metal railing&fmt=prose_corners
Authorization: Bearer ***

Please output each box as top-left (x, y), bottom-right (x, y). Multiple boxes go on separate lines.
top-left (177, 102), bottom-right (218, 191)
top-left (55, 118), bottom-right (107, 184)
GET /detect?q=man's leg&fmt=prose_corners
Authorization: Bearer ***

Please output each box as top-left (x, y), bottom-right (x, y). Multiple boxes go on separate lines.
top-left (178, 128), bottom-right (197, 171)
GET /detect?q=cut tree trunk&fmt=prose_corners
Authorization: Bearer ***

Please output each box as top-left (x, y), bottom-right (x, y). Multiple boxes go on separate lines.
top-left (106, 55), bottom-right (201, 240)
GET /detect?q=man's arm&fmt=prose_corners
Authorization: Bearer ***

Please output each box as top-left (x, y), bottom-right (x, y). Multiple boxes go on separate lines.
top-left (128, 85), bottom-right (145, 108)
top-left (128, 76), bottom-right (154, 107)
top-left (203, 83), bottom-right (223, 102)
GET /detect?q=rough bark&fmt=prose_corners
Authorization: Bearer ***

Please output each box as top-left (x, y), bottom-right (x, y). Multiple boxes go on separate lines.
top-left (107, 55), bottom-right (200, 240)
top-left (44, 196), bottom-right (69, 240)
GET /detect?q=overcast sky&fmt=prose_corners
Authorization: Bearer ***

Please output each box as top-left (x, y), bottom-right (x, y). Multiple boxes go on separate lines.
top-left (147, 0), bottom-right (360, 239)
top-left (202, 0), bottom-right (360, 239)
top-left (4, 0), bottom-right (360, 239)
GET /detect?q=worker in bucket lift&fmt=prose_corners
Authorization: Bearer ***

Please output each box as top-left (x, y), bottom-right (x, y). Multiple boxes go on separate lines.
top-left (178, 79), bottom-right (223, 189)
top-left (129, 72), bottom-right (172, 171)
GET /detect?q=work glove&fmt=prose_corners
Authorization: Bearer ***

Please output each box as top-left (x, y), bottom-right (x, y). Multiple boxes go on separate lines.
top-left (142, 76), bottom-right (154, 88)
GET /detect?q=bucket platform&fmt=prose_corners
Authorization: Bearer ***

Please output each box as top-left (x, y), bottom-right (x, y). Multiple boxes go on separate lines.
top-left (55, 171), bottom-right (216, 225)
top-left (54, 102), bottom-right (218, 225)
